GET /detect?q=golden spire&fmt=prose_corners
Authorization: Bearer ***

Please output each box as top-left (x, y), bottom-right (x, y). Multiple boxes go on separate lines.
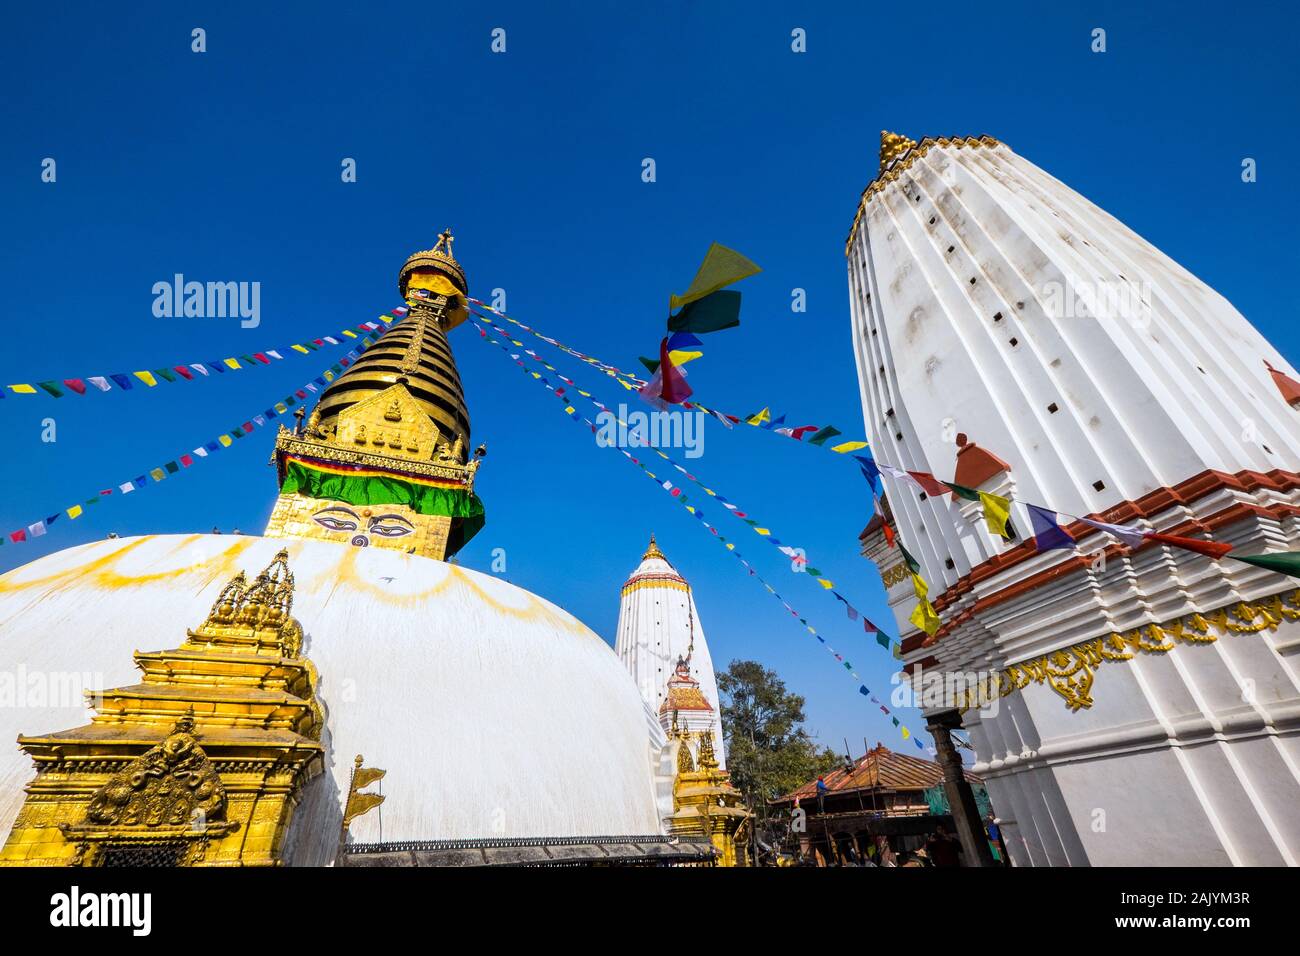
top-left (263, 235), bottom-right (488, 561)
top-left (643, 532), bottom-right (665, 562)
top-left (879, 130), bottom-right (917, 174)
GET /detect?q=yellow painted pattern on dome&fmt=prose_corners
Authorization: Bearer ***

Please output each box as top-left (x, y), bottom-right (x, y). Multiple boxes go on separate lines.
top-left (0, 535), bottom-right (594, 640)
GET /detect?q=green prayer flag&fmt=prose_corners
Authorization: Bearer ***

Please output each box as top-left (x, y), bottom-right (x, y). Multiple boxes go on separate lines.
top-left (36, 381), bottom-right (64, 398)
top-left (639, 356), bottom-right (661, 374)
top-left (876, 632), bottom-right (891, 649)
top-left (670, 243), bottom-right (761, 312)
top-left (667, 289), bottom-right (742, 334)
top-left (945, 481), bottom-right (982, 502)
top-left (899, 544), bottom-right (921, 575)
top-left (1232, 552), bottom-right (1300, 579)
top-left (808, 425), bottom-right (842, 446)
top-left (154, 368), bottom-right (177, 383)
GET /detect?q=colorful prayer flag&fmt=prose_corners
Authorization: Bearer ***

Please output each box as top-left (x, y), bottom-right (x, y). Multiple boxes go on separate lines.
top-left (1028, 504), bottom-right (1075, 552)
top-left (979, 491), bottom-right (1014, 539)
top-left (1146, 531), bottom-right (1233, 560)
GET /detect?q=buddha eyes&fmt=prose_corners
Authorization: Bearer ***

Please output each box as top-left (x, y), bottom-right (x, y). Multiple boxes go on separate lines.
top-left (369, 517), bottom-right (414, 537)
top-left (313, 514), bottom-right (359, 532)
top-left (311, 508), bottom-right (412, 537)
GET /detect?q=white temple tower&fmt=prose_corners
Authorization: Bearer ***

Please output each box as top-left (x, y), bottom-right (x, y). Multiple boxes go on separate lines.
top-left (615, 535), bottom-right (726, 768)
top-left (847, 132), bottom-right (1300, 866)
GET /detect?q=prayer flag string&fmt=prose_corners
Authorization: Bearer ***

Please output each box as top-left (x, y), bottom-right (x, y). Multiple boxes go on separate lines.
top-left (2, 335), bottom-right (382, 545)
top-left (2, 311), bottom-right (404, 399)
top-left (469, 316), bottom-right (928, 750)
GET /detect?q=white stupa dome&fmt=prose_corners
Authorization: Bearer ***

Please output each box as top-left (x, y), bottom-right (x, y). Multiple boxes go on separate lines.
top-left (0, 534), bottom-right (666, 865)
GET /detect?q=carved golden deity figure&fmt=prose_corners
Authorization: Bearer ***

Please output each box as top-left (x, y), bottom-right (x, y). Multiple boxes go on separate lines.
top-left (0, 550), bottom-right (323, 866)
top-left (264, 229), bottom-right (487, 561)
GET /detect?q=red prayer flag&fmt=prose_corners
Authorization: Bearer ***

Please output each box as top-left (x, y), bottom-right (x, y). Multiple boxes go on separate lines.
top-left (62, 379), bottom-right (87, 395)
top-left (1146, 531), bottom-right (1234, 560)
top-left (790, 425), bottom-right (820, 440)
top-left (9, 530), bottom-right (25, 543)
top-left (657, 337), bottom-right (693, 405)
top-left (254, 353), bottom-right (270, 364)
top-left (882, 521), bottom-right (897, 548)
top-left (908, 471), bottom-right (951, 496)
top-left (180, 454), bottom-right (193, 467)
top-left (173, 366), bottom-right (194, 380)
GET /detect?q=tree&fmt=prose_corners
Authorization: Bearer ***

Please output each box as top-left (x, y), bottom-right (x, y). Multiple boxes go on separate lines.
top-left (717, 659), bottom-right (841, 806)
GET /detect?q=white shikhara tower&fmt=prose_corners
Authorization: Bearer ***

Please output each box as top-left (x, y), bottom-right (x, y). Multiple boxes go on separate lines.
top-left (848, 133), bottom-right (1300, 866)
top-left (615, 536), bottom-right (726, 768)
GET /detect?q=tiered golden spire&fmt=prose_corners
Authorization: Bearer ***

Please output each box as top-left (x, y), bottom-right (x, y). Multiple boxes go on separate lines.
top-left (264, 234), bottom-right (487, 560)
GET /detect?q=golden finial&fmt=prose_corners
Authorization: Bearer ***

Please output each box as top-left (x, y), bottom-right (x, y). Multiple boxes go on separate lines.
top-left (879, 130), bottom-right (917, 174)
top-left (643, 532), bottom-right (666, 562)
top-left (434, 227), bottom-right (454, 257)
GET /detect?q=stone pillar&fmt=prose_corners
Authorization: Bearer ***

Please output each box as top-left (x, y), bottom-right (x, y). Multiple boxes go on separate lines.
top-left (926, 709), bottom-right (995, 867)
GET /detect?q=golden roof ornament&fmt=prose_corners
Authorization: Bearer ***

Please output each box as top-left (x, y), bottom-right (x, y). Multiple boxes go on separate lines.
top-left (643, 532), bottom-right (666, 562)
top-left (398, 226), bottom-right (468, 300)
top-left (879, 130), bottom-right (917, 174)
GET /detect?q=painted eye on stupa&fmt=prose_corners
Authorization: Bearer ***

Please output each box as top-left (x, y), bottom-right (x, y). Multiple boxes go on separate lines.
top-left (312, 506), bottom-right (361, 533)
top-left (368, 514), bottom-right (415, 538)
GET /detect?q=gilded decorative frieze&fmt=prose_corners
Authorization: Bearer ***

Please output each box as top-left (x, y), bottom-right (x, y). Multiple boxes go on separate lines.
top-left (952, 588), bottom-right (1300, 713)
top-left (879, 563), bottom-right (909, 588)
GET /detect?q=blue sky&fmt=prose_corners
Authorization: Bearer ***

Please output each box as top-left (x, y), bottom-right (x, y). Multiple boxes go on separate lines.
top-left (2, 1), bottom-right (1297, 759)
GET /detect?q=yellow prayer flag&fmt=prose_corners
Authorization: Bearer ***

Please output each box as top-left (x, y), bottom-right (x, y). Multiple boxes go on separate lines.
top-left (291, 344), bottom-right (308, 354)
top-left (324, 370), bottom-right (335, 381)
top-left (342, 330), bottom-right (357, 338)
top-left (830, 440), bottom-right (870, 454)
top-left (133, 371), bottom-right (158, 387)
top-left (668, 349), bottom-right (703, 365)
top-left (910, 572), bottom-right (929, 601)
top-left (219, 435), bottom-right (233, 447)
top-left (745, 407), bottom-right (771, 426)
top-left (66, 505), bottom-right (83, 519)
top-left (274, 402), bottom-right (288, 414)
top-left (910, 597), bottom-right (941, 636)
top-left (224, 358), bottom-right (241, 370)
top-left (150, 467), bottom-right (166, 481)
top-left (755, 528), bottom-right (771, 535)
top-left (8, 384), bottom-right (37, 394)
top-left (726, 543), bottom-right (735, 550)
top-left (901, 727), bottom-right (911, 740)
top-left (816, 578), bottom-right (835, 589)
top-left (979, 491), bottom-right (1014, 539)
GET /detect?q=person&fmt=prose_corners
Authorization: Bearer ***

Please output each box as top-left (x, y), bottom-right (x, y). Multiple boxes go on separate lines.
top-left (927, 824), bottom-right (961, 867)
top-left (815, 775), bottom-right (828, 815)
